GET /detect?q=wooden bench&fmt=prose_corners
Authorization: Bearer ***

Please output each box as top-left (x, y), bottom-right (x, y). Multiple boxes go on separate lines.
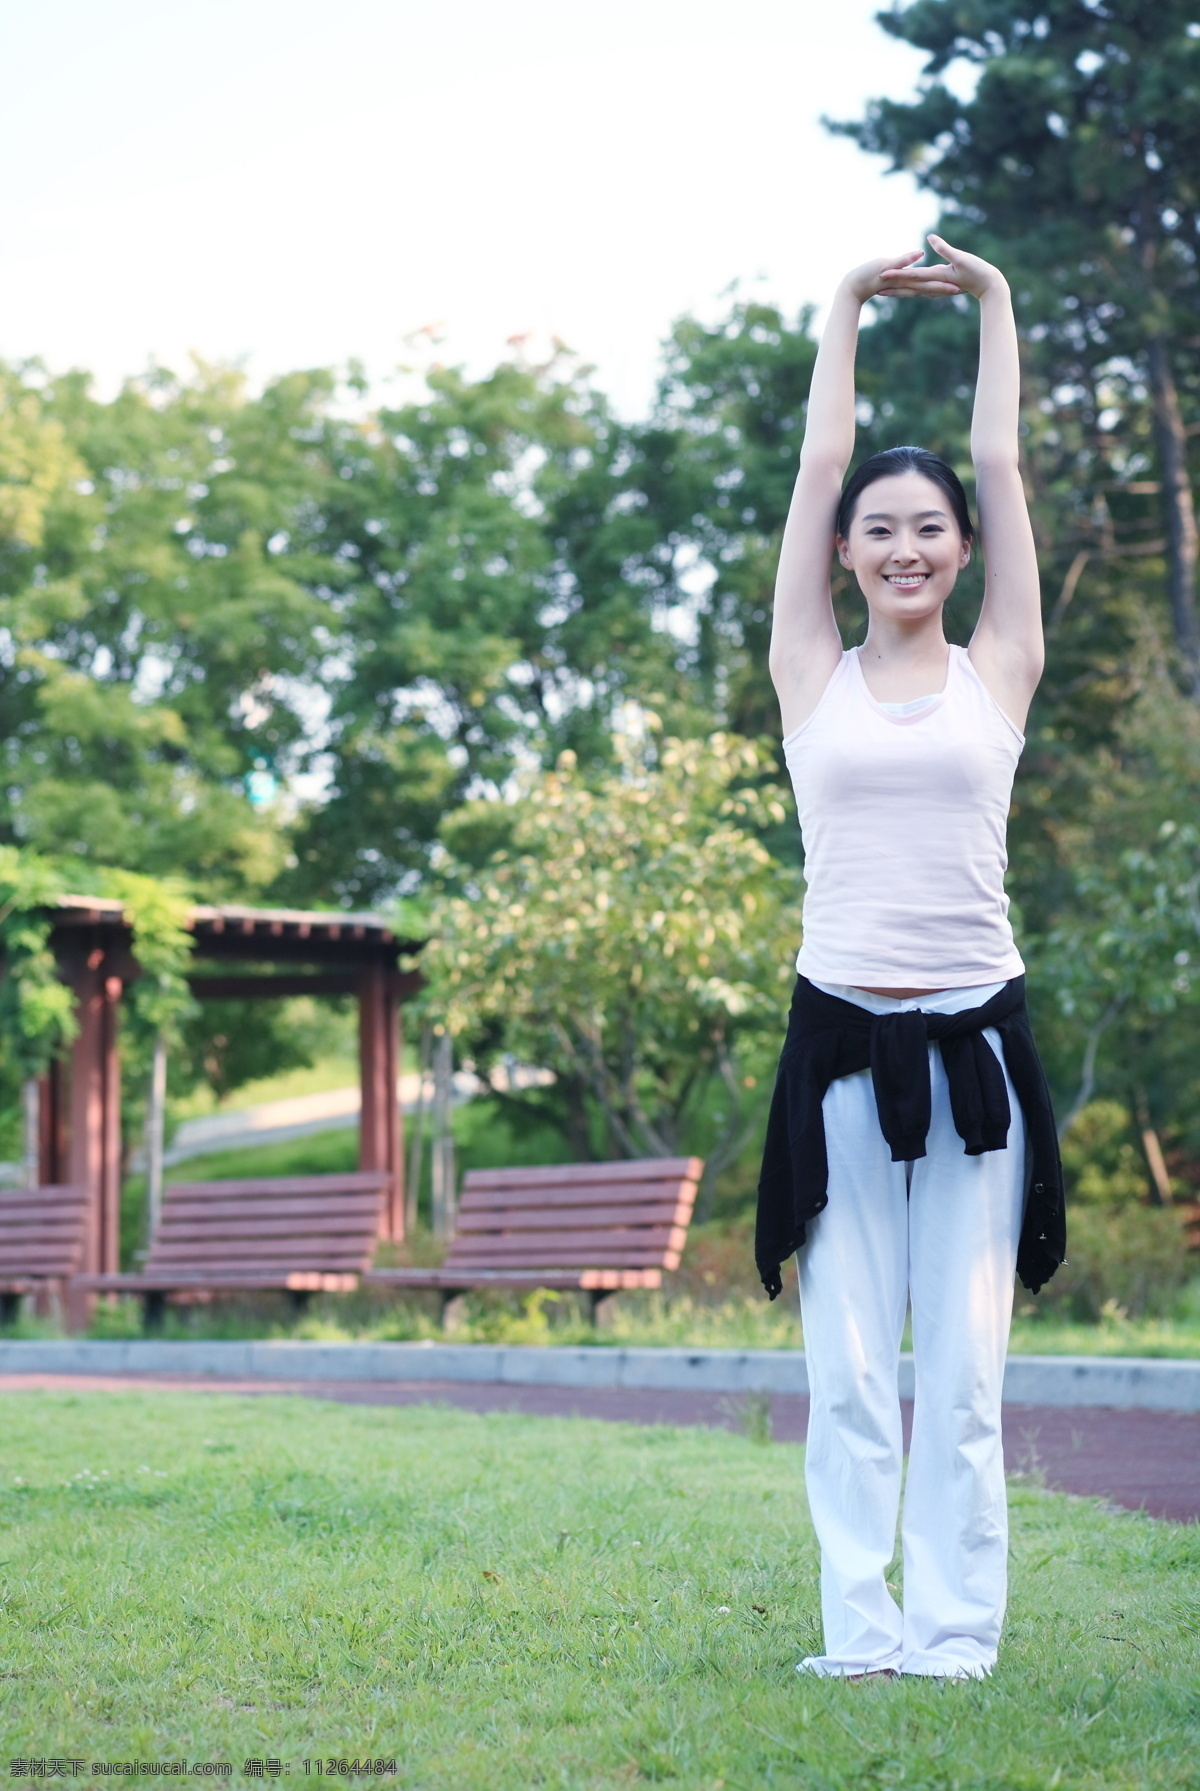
top-left (0, 1183), bottom-right (91, 1323)
top-left (363, 1156), bottom-right (703, 1326)
top-left (72, 1171), bottom-right (390, 1330)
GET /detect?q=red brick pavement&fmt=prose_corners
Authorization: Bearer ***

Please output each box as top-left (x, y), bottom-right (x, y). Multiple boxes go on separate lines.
top-left (2, 1373), bottom-right (1197, 1524)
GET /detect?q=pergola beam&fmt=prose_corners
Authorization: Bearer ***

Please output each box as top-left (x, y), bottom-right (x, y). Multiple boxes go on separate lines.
top-left (189, 971), bottom-right (422, 1002)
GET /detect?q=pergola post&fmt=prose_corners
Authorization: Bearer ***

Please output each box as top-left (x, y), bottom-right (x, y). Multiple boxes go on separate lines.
top-left (62, 952), bottom-right (124, 1277)
top-left (388, 981), bottom-right (404, 1241)
top-left (38, 1057), bottom-right (68, 1185)
top-left (358, 962), bottom-right (404, 1240)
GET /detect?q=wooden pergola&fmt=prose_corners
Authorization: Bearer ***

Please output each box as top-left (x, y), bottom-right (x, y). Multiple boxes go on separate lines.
top-left (33, 898), bottom-right (423, 1277)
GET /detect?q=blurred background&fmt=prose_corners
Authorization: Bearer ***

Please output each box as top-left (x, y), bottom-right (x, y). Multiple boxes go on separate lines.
top-left (2, 0), bottom-right (1199, 1344)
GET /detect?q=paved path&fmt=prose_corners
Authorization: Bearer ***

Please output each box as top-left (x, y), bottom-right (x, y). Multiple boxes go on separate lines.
top-left (3, 1373), bottom-right (1197, 1524)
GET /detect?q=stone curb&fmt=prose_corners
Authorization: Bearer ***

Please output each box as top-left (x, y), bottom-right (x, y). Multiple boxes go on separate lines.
top-left (0, 1340), bottom-right (1198, 1410)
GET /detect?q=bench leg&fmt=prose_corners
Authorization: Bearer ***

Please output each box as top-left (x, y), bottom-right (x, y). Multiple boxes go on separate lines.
top-left (143, 1291), bottom-right (166, 1334)
top-left (64, 1284), bottom-right (92, 1335)
top-left (440, 1292), bottom-right (467, 1332)
top-left (587, 1290), bottom-right (616, 1328)
top-left (288, 1289), bottom-right (312, 1315)
top-left (0, 1293), bottom-right (20, 1326)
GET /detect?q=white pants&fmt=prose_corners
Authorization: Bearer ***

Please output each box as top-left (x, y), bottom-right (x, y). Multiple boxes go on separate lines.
top-left (797, 982), bottom-right (1027, 1679)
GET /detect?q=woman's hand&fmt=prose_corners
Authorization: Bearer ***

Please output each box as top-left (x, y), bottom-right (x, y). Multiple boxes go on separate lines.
top-left (839, 251), bottom-right (938, 304)
top-left (842, 236), bottom-right (1008, 305)
top-left (919, 234), bottom-right (1008, 301)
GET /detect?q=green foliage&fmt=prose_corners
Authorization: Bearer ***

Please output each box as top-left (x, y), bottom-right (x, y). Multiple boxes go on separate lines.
top-left (2, 1394), bottom-right (1199, 1785)
top-left (284, 356), bottom-right (701, 905)
top-left (1046, 1099), bottom-right (1193, 1321)
top-left (0, 852), bottom-right (194, 1168)
top-left (1060, 1101), bottom-right (1150, 1206)
top-left (173, 995), bottom-right (352, 1108)
top-left (634, 302), bottom-right (821, 742)
top-left (1037, 1201), bottom-right (1194, 1322)
top-left (0, 358), bottom-right (341, 896)
top-left (0, 847), bottom-right (78, 1080)
top-left (1023, 649), bottom-right (1200, 1139)
top-left (423, 729), bottom-right (800, 1180)
top-left (96, 868), bottom-right (195, 1050)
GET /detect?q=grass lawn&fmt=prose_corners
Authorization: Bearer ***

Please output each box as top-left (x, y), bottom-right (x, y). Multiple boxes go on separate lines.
top-left (1, 1393), bottom-right (1198, 1789)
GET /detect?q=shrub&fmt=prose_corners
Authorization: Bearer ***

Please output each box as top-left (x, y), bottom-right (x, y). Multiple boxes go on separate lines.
top-left (1036, 1101), bottom-right (1196, 1320)
top-left (1059, 1100), bottom-right (1150, 1204)
top-left (1037, 1201), bottom-right (1194, 1321)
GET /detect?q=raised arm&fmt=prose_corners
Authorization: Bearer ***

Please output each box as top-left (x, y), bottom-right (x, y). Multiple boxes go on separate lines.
top-left (927, 234), bottom-right (1045, 731)
top-left (770, 252), bottom-right (950, 736)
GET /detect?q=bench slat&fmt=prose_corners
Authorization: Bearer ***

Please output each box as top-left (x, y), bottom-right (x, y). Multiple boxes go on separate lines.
top-left (164, 1173), bottom-right (389, 1196)
top-left (448, 1251), bottom-right (683, 1271)
top-left (0, 1246), bottom-right (83, 1275)
top-left (364, 1267), bottom-right (662, 1291)
top-left (0, 1226), bottom-right (93, 1247)
top-left (444, 1246), bottom-right (687, 1275)
top-left (454, 1199), bottom-right (693, 1234)
top-left (147, 1244), bottom-right (369, 1270)
top-left (459, 1170), bottom-right (697, 1197)
top-left (159, 1195), bottom-right (383, 1224)
top-left (145, 1264), bottom-right (366, 1282)
top-left (444, 1217), bottom-right (687, 1246)
top-left (456, 1183), bottom-right (697, 1216)
top-left (446, 1248), bottom-right (685, 1271)
top-left (0, 1187), bottom-right (90, 1210)
top-left (157, 1214), bottom-right (383, 1242)
top-left (75, 1271), bottom-right (360, 1294)
top-left (461, 1158), bottom-right (702, 1191)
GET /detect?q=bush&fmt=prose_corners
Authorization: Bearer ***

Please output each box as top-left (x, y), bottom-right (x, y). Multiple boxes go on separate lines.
top-left (1037, 1201), bottom-right (1194, 1321)
top-left (1030, 1100), bottom-right (1195, 1320)
top-left (1059, 1100), bottom-right (1151, 1204)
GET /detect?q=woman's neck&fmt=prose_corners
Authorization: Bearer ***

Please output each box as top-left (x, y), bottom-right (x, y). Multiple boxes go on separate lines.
top-left (857, 618), bottom-right (950, 704)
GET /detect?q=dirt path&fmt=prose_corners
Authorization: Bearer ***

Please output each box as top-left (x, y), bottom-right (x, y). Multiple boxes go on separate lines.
top-left (3, 1372), bottom-right (1197, 1523)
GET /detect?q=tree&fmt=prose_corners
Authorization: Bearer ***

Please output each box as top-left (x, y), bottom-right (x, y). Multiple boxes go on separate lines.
top-left (835, 0), bottom-right (1200, 692)
top-left (297, 349), bottom-right (736, 907)
top-left (421, 730), bottom-right (801, 1207)
top-left (0, 358), bottom-right (342, 892)
top-left (1028, 645), bottom-right (1200, 1144)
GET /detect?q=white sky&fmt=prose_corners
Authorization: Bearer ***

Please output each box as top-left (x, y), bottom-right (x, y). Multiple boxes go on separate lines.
top-left (0, 0), bottom-right (936, 416)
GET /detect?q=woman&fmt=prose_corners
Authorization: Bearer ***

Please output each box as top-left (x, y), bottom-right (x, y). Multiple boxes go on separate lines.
top-left (755, 236), bottom-right (1065, 1681)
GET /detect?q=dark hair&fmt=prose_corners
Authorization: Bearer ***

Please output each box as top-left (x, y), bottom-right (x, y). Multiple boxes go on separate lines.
top-left (835, 446), bottom-right (974, 544)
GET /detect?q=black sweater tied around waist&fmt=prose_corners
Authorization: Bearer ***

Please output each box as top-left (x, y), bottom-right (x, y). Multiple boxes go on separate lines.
top-left (754, 975), bottom-right (1065, 1301)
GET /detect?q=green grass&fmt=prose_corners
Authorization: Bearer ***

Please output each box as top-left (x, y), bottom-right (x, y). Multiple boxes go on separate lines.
top-left (1007, 1306), bottom-right (1200, 1359)
top-left (61, 1282), bottom-right (1200, 1357)
top-left (1, 1393), bottom-right (1198, 1788)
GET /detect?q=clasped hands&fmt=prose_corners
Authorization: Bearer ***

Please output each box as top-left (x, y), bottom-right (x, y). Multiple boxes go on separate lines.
top-left (842, 233), bottom-right (1007, 304)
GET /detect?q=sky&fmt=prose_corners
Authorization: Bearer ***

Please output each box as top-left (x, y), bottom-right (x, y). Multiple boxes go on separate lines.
top-left (0, 0), bottom-right (937, 417)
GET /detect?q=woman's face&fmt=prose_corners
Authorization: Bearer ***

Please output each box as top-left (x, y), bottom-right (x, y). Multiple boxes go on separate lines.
top-left (836, 471), bottom-right (970, 622)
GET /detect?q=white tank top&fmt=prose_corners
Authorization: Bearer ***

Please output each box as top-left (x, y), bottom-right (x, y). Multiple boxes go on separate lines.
top-left (784, 645), bottom-right (1026, 988)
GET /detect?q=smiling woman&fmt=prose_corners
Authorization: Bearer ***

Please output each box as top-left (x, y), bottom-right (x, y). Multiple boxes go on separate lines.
top-left (755, 235), bottom-right (1065, 1686)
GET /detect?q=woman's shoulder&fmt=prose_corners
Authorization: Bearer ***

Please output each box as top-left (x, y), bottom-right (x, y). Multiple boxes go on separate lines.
top-left (956, 645), bottom-right (1026, 741)
top-left (781, 649), bottom-right (855, 748)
